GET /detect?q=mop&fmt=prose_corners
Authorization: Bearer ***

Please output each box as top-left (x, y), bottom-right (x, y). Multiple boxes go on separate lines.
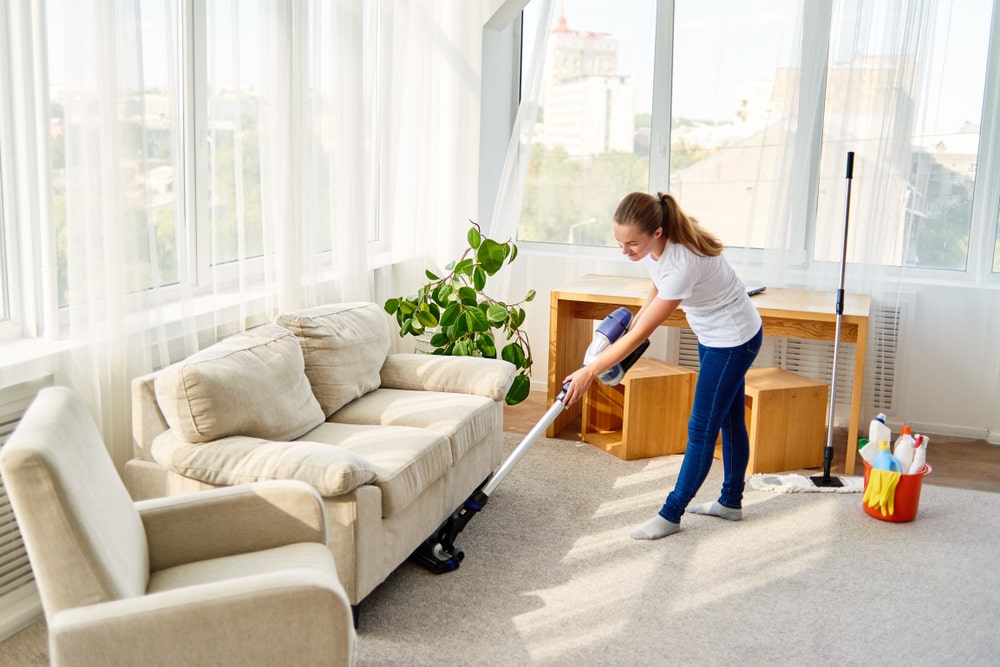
top-left (750, 151), bottom-right (864, 493)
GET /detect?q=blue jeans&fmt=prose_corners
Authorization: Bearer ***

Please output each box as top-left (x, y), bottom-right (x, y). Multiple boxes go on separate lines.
top-left (659, 327), bottom-right (763, 523)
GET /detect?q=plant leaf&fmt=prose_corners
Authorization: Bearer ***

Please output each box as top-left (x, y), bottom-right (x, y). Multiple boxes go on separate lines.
top-left (467, 226), bottom-right (482, 249)
top-left (473, 265), bottom-right (486, 291)
top-left (477, 239), bottom-right (507, 274)
top-left (416, 309), bottom-right (438, 328)
top-left (440, 302), bottom-right (460, 326)
top-left (505, 374), bottom-right (531, 405)
top-left (383, 298), bottom-right (399, 314)
top-left (458, 286), bottom-right (478, 305)
top-left (467, 306), bottom-right (489, 332)
top-left (476, 333), bottom-right (496, 357)
top-left (501, 342), bottom-right (526, 368)
top-left (487, 303), bottom-right (507, 324)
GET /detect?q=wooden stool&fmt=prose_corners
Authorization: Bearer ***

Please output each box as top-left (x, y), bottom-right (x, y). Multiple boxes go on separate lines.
top-left (581, 358), bottom-right (696, 460)
top-left (715, 367), bottom-right (828, 473)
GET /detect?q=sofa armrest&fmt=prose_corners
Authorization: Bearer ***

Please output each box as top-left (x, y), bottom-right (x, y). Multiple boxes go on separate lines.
top-left (136, 480), bottom-right (327, 572)
top-left (132, 371), bottom-right (169, 461)
top-left (380, 353), bottom-right (516, 401)
top-left (49, 570), bottom-right (355, 667)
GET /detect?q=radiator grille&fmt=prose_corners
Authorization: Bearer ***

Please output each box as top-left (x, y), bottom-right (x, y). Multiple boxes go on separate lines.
top-left (677, 302), bottom-right (901, 417)
top-left (0, 376), bottom-right (53, 617)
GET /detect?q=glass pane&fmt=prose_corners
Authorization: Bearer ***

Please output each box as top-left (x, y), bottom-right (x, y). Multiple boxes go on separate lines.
top-left (206, 0), bottom-right (264, 264)
top-left (46, 0), bottom-right (182, 305)
top-left (0, 166), bottom-right (7, 321)
top-left (137, 0), bottom-right (182, 289)
top-left (815, 0), bottom-right (992, 270)
top-left (994, 204), bottom-right (1000, 272)
top-left (669, 0), bottom-right (803, 250)
top-left (518, 0), bottom-right (656, 246)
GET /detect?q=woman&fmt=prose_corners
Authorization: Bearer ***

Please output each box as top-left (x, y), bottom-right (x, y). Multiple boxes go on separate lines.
top-left (562, 192), bottom-right (763, 540)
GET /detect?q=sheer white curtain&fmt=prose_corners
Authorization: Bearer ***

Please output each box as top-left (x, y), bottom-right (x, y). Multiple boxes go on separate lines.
top-left (20, 0), bottom-right (374, 468)
top-left (376, 1), bottom-right (485, 318)
top-left (485, 0), bottom-right (556, 244)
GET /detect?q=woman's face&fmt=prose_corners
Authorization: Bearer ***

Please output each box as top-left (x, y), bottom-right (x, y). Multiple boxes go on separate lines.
top-left (614, 221), bottom-right (662, 262)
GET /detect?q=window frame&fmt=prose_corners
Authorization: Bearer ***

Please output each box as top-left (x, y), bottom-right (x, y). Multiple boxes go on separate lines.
top-left (506, 0), bottom-right (1000, 285)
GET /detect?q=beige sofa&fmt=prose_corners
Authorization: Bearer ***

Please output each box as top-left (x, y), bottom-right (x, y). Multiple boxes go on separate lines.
top-left (126, 302), bottom-right (516, 611)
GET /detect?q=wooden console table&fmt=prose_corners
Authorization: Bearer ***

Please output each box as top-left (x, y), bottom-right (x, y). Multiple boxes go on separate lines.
top-left (546, 274), bottom-right (871, 475)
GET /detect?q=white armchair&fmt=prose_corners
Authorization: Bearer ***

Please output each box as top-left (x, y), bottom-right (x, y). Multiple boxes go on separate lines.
top-left (0, 386), bottom-right (355, 666)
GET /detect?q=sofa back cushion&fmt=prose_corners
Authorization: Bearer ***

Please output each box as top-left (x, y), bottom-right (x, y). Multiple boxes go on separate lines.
top-left (275, 303), bottom-right (390, 417)
top-left (154, 323), bottom-right (325, 443)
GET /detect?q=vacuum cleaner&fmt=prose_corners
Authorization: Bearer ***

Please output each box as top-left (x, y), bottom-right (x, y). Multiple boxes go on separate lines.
top-left (408, 307), bottom-right (650, 574)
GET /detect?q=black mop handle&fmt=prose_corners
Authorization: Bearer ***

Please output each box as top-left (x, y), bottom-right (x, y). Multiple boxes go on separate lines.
top-left (816, 151), bottom-right (854, 485)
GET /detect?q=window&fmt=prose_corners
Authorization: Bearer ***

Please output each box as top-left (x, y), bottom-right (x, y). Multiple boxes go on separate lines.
top-left (0, 164), bottom-right (7, 322)
top-left (46, 0), bottom-right (182, 307)
top-left (203, 0), bottom-right (265, 267)
top-left (517, 1), bottom-right (657, 247)
top-left (516, 0), bottom-right (997, 276)
top-left (669, 0), bottom-right (803, 251)
top-left (813, 0), bottom-right (992, 270)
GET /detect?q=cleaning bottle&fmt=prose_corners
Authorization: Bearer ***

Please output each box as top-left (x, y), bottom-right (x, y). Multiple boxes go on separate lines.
top-left (873, 440), bottom-right (902, 472)
top-left (858, 438), bottom-right (880, 465)
top-left (893, 425), bottom-right (916, 473)
top-left (908, 434), bottom-right (928, 474)
top-left (869, 413), bottom-right (891, 452)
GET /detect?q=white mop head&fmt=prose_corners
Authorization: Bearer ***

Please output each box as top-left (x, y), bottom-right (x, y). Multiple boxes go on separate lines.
top-left (749, 473), bottom-right (864, 493)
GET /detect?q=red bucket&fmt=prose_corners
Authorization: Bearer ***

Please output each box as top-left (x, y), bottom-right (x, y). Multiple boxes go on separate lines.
top-left (862, 460), bottom-right (932, 523)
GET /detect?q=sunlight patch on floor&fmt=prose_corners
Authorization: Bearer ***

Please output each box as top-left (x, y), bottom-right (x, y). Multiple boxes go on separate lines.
top-left (512, 556), bottom-right (659, 661)
top-left (665, 499), bottom-right (843, 614)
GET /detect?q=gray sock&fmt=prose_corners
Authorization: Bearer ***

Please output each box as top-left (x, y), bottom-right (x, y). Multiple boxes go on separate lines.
top-left (687, 501), bottom-right (742, 521)
top-left (630, 515), bottom-right (681, 540)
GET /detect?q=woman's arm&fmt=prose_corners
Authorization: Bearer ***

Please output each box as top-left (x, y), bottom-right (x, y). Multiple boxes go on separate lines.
top-left (561, 292), bottom-right (681, 407)
top-left (629, 285), bottom-right (659, 330)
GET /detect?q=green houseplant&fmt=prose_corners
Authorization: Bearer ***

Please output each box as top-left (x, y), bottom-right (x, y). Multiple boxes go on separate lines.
top-left (383, 221), bottom-right (535, 405)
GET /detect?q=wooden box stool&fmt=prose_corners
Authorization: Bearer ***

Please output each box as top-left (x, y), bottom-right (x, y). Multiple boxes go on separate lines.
top-left (730, 367), bottom-right (829, 474)
top-left (581, 358), bottom-right (696, 461)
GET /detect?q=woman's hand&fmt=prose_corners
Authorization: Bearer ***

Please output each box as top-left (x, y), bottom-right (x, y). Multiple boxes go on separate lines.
top-left (561, 365), bottom-right (597, 407)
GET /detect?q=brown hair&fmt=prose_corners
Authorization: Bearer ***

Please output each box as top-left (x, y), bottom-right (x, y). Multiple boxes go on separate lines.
top-left (613, 192), bottom-right (723, 257)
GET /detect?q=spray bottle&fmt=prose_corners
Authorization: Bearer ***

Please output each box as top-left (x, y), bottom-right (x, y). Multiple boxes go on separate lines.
top-left (893, 425), bottom-right (916, 473)
top-left (908, 434), bottom-right (928, 474)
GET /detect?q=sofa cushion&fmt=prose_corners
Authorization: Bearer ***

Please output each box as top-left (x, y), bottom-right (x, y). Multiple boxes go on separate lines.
top-left (303, 422), bottom-right (452, 518)
top-left (151, 431), bottom-right (377, 497)
top-left (330, 388), bottom-right (499, 463)
top-left (154, 324), bottom-right (324, 443)
top-left (276, 303), bottom-right (391, 417)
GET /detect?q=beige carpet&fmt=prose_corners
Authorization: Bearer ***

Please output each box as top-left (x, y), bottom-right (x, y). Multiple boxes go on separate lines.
top-left (353, 434), bottom-right (999, 666)
top-left (4, 433), bottom-right (998, 666)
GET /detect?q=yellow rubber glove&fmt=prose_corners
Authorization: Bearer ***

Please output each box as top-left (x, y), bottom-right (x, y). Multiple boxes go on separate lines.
top-left (864, 468), bottom-right (901, 516)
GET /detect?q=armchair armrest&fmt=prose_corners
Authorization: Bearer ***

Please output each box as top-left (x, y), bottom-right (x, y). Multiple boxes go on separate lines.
top-left (136, 480), bottom-right (327, 572)
top-left (380, 353), bottom-right (516, 401)
top-left (49, 570), bottom-right (355, 667)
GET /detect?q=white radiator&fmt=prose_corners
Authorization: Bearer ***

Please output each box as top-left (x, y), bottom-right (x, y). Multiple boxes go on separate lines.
top-left (0, 375), bottom-right (52, 640)
top-left (677, 302), bottom-right (903, 418)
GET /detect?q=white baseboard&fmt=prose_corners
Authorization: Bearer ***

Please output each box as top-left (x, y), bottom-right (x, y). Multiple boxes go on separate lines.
top-left (0, 585), bottom-right (42, 642)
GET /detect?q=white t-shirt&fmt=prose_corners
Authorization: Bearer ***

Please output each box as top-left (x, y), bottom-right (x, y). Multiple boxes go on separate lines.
top-left (642, 242), bottom-right (761, 347)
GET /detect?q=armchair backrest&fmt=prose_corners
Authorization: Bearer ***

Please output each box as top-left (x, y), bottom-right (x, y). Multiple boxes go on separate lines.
top-left (1, 387), bottom-right (150, 616)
